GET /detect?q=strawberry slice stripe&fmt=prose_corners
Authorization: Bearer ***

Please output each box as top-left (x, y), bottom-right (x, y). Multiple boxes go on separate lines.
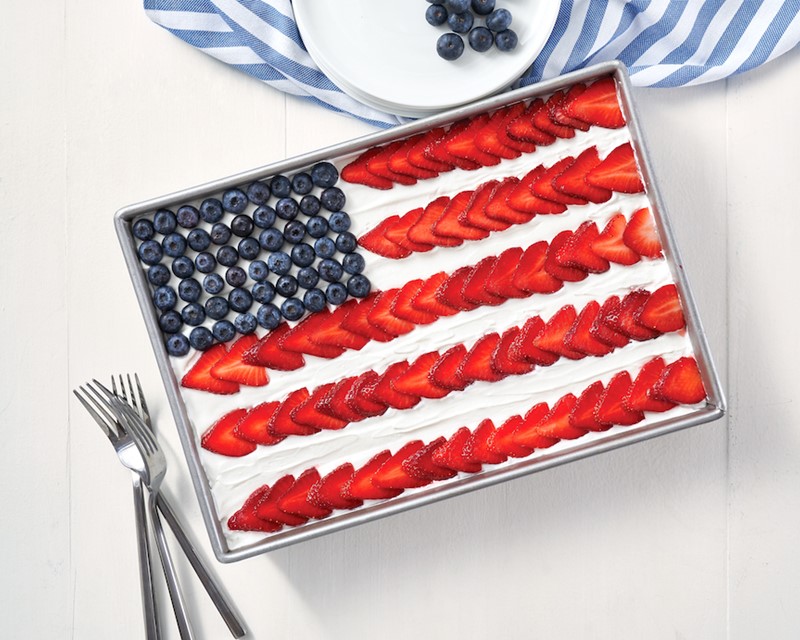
top-left (228, 354), bottom-right (705, 533)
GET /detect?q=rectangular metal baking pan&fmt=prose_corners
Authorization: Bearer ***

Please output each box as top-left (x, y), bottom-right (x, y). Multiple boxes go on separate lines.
top-left (115, 61), bottom-right (725, 563)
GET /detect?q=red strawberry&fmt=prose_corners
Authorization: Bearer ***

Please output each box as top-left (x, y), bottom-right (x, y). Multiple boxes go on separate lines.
top-left (436, 266), bottom-right (480, 311)
top-left (556, 220), bottom-right (610, 273)
top-left (370, 361), bottom-right (422, 410)
top-left (651, 357), bottom-right (706, 404)
top-left (384, 207), bottom-right (436, 253)
top-left (358, 216), bottom-right (411, 259)
top-left (316, 377), bottom-right (363, 423)
top-left (291, 383), bottom-right (349, 430)
top-left (591, 296), bottom-right (630, 348)
top-left (460, 180), bottom-right (511, 232)
top-left (623, 208), bottom-right (663, 258)
top-left (433, 190), bottom-right (490, 241)
top-left (464, 419), bottom-right (508, 465)
top-left (411, 271), bottom-right (459, 317)
top-left (564, 300), bottom-right (615, 357)
top-left (372, 441), bottom-right (431, 489)
top-left (343, 451), bottom-right (404, 500)
top-left (228, 486), bottom-right (282, 533)
top-left (389, 134), bottom-right (437, 180)
top-left (209, 334), bottom-right (269, 386)
top-left (445, 113), bottom-right (501, 167)
top-left (341, 293), bottom-right (396, 342)
top-left (432, 427), bottom-right (482, 473)
top-left (344, 370), bottom-right (388, 418)
top-left (308, 463), bottom-right (362, 511)
top-left (587, 143), bottom-right (644, 193)
top-left (486, 246), bottom-right (527, 299)
top-left (531, 156), bottom-right (588, 205)
top-left (407, 127), bottom-right (452, 173)
top-left (565, 76), bottom-right (625, 129)
top-left (233, 402), bottom-right (285, 446)
top-left (280, 311), bottom-right (347, 359)
top-left (515, 402), bottom-right (561, 449)
top-left (182, 345), bottom-right (240, 394)
top-left (570, 381), bottom-right (610, 432)
top-left (429, 344), bottom-right (470, 391)
top-left (487, 176), bottom-right (544, 222)
top-left (459, 333), bottom-right (505, 383)
top-left (462, 256), bottom-right (505, 306)
top-left (474, 107), bottom-right (522, 160)
top-left (491, 414), bottom-right (534, 457)
top-left (340, 146), bottom-right (394, 189)
top-left (492, 327), bottom-right (535, 376)
top-left (508, 316), bottom-right (558, 366)
top-left (639, 284), bottom-right (684, 333)
top-left (544, 231), bottom-right (589, 283)
top-left (366, 140), bottom-right (417, 186)
top-left (254, 475), bottom-right (309, 527)
top-left (624, 357), bottom-right (676, 412)
top-left (535, 91), bottom-right (576, 138)
top-left (308, 300), bottom-right (370, 350)
top-left (529, 394), bottom-right (585, 440)
top-left (595, 371), bottom-right (644, 425)
top-left (367, 290), bottom-right (416, 337)
top-left (550, 83), bottom-right (591, 130)
top-left (507, 99), bottom-right (557, 145)
top-left (201, 409), bottom-right (255, 457)
top-left (592, 213), bottom-right (641, 265)
top-left (403, 437), bottom-right (456, 481)
top-left (495, 102), bottom-right (537, 152)
top-left (606, 290), bottom-right (659, 342)
top-left (514, 241), bottom-right (563, 294)
top-left (408, 196), bottom-right (463, 248)
top-left (533, 305), bottom-right (584, 360)
top-left (552, 146), bottom-right (612, 203)
top-left (428, 119), bottom-right (481, 171)
top-left (392, 279), bottom-right (439, 325)
top-left (391, 351), bottom-right (451, 399)
top-left (269, 388), bottom-right (320, 437)
top-left (277, 468), bottom-right (332, 519)
top-left (506, 167), bottom-right (566, 216)
top-left (243, 324), bottom-right (305, 370)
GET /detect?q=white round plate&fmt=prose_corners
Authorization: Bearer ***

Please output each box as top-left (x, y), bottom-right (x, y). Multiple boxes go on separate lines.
top-left (294, 0), bottom-right (560, 116)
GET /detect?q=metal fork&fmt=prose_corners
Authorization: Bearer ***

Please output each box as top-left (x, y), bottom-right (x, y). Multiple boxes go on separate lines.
top-left (111, 375), bottom-right (245, 639)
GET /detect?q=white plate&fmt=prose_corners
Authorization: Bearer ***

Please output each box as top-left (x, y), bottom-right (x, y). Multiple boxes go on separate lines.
top-left (294, 0), bottom-right (560, 116)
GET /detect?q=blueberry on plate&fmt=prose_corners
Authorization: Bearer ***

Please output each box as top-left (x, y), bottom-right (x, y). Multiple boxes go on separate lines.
top-left (471, 0), bottom-right (494, 15)
top-left (181, 302), bottom-right (206, 326)
top-left (203, 273), bottom-right (225, 294)
top-left (176, 205), bottom-right (200, 229)
top-left (275, 274), bottom-right (299, 298)
top-left (231, 214), bottom-right (254, 238)
top-left (267, 251), bottom-right (292, 276)
top-left (335, 231), bottom-right (357, 253)
top-left (205, 296), bottom-right (229, 320)
top-left (346, 274), bottom-right (371, 298)
top-left (310, 162), bottom-right (339, 188)
top-left (280, 297), bottom-right (305, 321)
top-left (138, 240), bottom-right (163, 266)
top-left (314, 236), bottom-right (336, 259)
top-left (426, 4), bottom-right (448, 26)
top-left (448, 11), bottom-right (473, 33)
top-left (275, 197), bottom-right (299, 221)
top-left (216, 245), bottom-right (239, 268)
top-left (342, 252), bottom-right (365, 274)
top-left (328, 211), bottom-right (351, 233)
top-left (437, 32), bottom-right (465, 60)
top-left (259, 227), bottom-right (284, 252)
top-left (257, 303), bottom-right (281, 329)
top-left (199, 198), bottom-right (224, 223)
top-left (253, 205), bottom-right (277, 229)
top-left (228, 287), bottom-right (253, 313)
top-left (165, 334), bottom-right (190, 357)
top-left (148, 264), bottom-right (171, 286)
top-left (246, 181), bottom-right (271, 205)
top-left (189, 326), bottom-right (214, 351)
top-left (159, 310), bottom-right (182, 334)
top-left (468, 26), bottom-right (493, 52)
top-left (225, 266), bottom-right (247, 288)
top-left (133, 218), bottom-right (155, 241)
top-left (238, 237), bottom-right (261, 261)
top-left (171, 256), bottom-right (194, 279)
top-left (325, 282), bottom-right (348, 306)
top-left (291, 243), bottom-right (315, 268)
top-left (178, 278), bottom-right (202, 302)
top-left (299, 195), bottom-right (321, 217)
top-left (153, 286), bottom-right (178, 311)
top-left (291, 172), bottom-right (313, 195)
top-left (446, 0), bottom-right (469, 11)
top-left (252, 280), bottom-right (276, 304)
top-left (212, 320), bottom-right (236, 342)
top-left (234, 312), bottom-right (258, 334)
top-left (195, 252), bottom-right (216, 274)
top-left (486, 7), bottom-right (512, 31)
top-left (162, 232), bottom-right (187, 258)
top-left (187, 228), bottom-right (211, 252)
top-left (210, 223), bottom-right (232, 245)
top-left (495, 28), bottom-right (518, 51)
top-left (249, 260), bottom-right (269, 282)
top-left (283, 220), bottom-right (306, 244)
top-left (153, 209), bottom-right (177, 235)
top-left (320, 187), bottom-right (346, 212)
top-left (270, 175), bottom-right (292, 198)
top-left (306, 215), bottom-right (328, 238)
top-left (222, 188), bottom-right (248, 214)
top-left (297, 266), bottom-right (319, 289)
top-left (318, 258), bottom-right (344, 283)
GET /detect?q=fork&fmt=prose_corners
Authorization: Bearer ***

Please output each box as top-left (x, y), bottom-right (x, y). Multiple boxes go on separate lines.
top-left (111, 375), bottom-right (245, 639)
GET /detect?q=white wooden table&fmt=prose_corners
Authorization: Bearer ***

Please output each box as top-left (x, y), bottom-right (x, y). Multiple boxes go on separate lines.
top-left (3, 3), bottom-right (799, 638)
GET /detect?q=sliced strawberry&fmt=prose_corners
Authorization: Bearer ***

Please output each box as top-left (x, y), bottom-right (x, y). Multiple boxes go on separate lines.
top-left (392, 279), bottom-right (438, 325)
top-left (474, 107), bottom-right (522, 160)
top-left (228, 486), bottom-right (282, 533)
top-left (433, 190), bottom-right (490, 241)
top-left (492, 327), bottom-right (535, 376)
top-left (243, 324), bottom-right (305, 370)
top-left (564, 301), bottom-right (615, 357)
top-left (182, 344), bottom-right (240, 394)
top-left (486, 246), bottom-right (527, 299)
top-left (464, 419), bottom-right (508, 465)
top-left (552, 146), bottom-right (612, 203)
top-left (428, 119), bottom-right (481, 171)
top-left (370, 361), bottom-right (422, 410)
top-left (210, 334), bottom-right (269, 386)
top-left (201, 409), bottom-right (254, 457)
top-left (389, 134), bottom-right (438, 180)
top-left (623, 207), bottom-right (662, 258)
top-left (462, 256), bottom-right (505, 306)
top-left (308, 300), bottom-right (370, 351)
top-left (595, 371), bottom-right (644, 425)
top-left (587, 142), bottom-right (644, 194)
top-left (496, 102), bottom-right (537, 152)
top-left (506, 167), bottom-right (566, 216)
top-left (507, 99), bottom-right (557, 144)
top-left (291, 383), bottom-right (349, 430)
top-left (593, 213), bottom-right (641, 265)
top-left (341, 293), bottom-right (395, 342)
top-left (432, 427), bottom-right (482, 473)
top-left (514, 241), bottom-right (563, 294)
top-left (488, 176), bottom-right (545, 222)
top-left (344, 451), bottom-right (404, 500)
top-left (367, 290), bottom-right (416, 337)
top-left (508, 316), bottom-right (558, 366)
top-left (556, 220), bottom-right (610, 274)
top-left (624, 357), bottom-right (676, 412)
top-left (429, 344), bottom-right (470, 391)
top-left (516, 402), bottom-right (562, 449)
top-left (408, 196), bottom-right (463, 248)
top-left (446, 113), bottom-right (501, 167)
top-left (591, 296), bottom-right (630, 348)
top-left (460, 180), bottom-right (511, 232)
top-left (308, 463), bottom-right (363, 511)
top-left (391, 351), bottom-right (450, 399)
top-left (384, 207), bottom-right (436, 253)
top-left (487, 414), bottom-right (531, 457)
top-left (436, 266), bottom-right (480, 311)
top-left (639, 284), bottom-right (685, 333)
top-left (403, 437), bottom-right (456, 481)
top-left (358, 215), bottom-right (411, 259)
top-left (341, 146), bottom-right (394, 189)
top-left (411, 271), bottom-right (459, 317)
top-left (541, 394), bottom-right (587, 439)
top-left (233, 402), bottom-right (285, 446)
top-left (316, 377), bottom-right (363, 423)
top-left (652, 357), bottom-right (706, 404)
top-left (269, 388), bottom-right (320, 437)
top-left (544, 231), bottom-right (589, 283)
top-left (408, 127), bottom-right (452, 173)
top-left (280, 311), bottom-right (347, 359)
top-left (535, 91), bottom-right (576, 138)
top-left (533, 305), bottom-right (584, 360)
top-left (277, 468), bottom-right (333, 520)
top-left (565, 76), bottom-right (625, 129)
top-left (550, 83), bottom-right (591, 130)
top-left (570, 381), bottom-right (610, 432)
top-left (254, 475), bottom-right (309, 527)
top-left (459, 333), bottom-right (505, 383)
top-left (366, 140), bottom-right (416, 186)
top-left (372, 441), bottom-right (431, 489)
top-left (344, 370), bottom-right (388, 418)
top-left (606, 290), bottom-right (659, 342)
top-left (532, 157), bottom-right (588, 205)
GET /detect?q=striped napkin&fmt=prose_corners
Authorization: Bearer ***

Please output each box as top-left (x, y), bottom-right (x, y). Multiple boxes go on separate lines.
top-left (145, 0), bottom-right (800, 127)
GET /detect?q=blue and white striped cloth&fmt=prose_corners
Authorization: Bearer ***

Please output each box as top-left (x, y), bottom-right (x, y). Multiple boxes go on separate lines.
top-left (145, 0), bottom-right (800, 127)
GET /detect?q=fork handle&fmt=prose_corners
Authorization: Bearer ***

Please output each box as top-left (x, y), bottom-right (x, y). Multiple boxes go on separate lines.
top-left (133, 474), bottom-right (160, 640)
top-left (156, 494), bottom-right (246, 638)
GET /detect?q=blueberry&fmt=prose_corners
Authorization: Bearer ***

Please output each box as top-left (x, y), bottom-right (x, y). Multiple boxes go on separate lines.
top-left (153, 209), bottom-right (177, 235)
top-left (283, 220), bottom-right (306, 244)
top-left (314, 236), bottom-right (336, 259)
top-left (228, 287), bottom-right (253, 313)
top-left (426, 4), bottom-right (448, 26)
top-left (187, 228), bottom-right (211, 252)
top-left (246, 181), bottom-right (271, 205)
top-left (486, 7), bottom-right (512, 31)
top-left (494, 28), bottom-right (518, 51)
top-left (216, 245), bottom-right (239, 267)
top-left (231, 214), bottom-right (254, 237)
top-left (303, 288), bottom-right (326, 313)
top-left (446, 0), bottom-right (469, 11)
top-left (448, 11), bottom-right (473, 33)
top-left (205, 296), bottom-right (229, 320)
top-left (178, 278), bottom-right (202, 303)
top-left (299, 195), bottom-right (321, 216)
top-left (346, 273), bottom-right (371, 298)
top-left (138, 240), bottom-right (163, 265)
top-left (210, 223), bottom-right (231, 245)
top-left (176, 205), bottom-right (200, 229)
top-left (162, 232), bottom-right (187, 258)
top-left (199, 198), bottom-right (224, 223)
top-left (318, 258), bottom-right (344, 283)
top-left (195, 252), bottom-right (216, 274)
top-left (297, 266), bottom-right (319, 289)
top-left (310, 162), bottom-right (339, 188)
top-left (133, 218), bottom-right (155, 241)
top-left (267, 251), bottom-right (292, 276)
top-left (148, 264), bottom-right (171, 286)
top-left (335, 231), bottom-right (357, 253)
top-left (212, 320), bottom-right (237, 343)
top-left (189, 326), bottom-right (214, 351)
top-left (203, 273), bottom-right (225, 294)
top-left (257, 303), bottom-right (282, 329)
top-left (181, 302), bottom-right (206, 326)
top-left (252, 280), bottom-right (276, 304)
top-left (259, 228), bottom-right (284, 252)
top-left (238, 237), bottom-right (261, 261)
top-left (225, 266), bottom-right (247, 288)
top-left (306, 215), bottom-right (328, 238)
top-left (328, 211), bottom-right (351, 233)
top-left (280, 297), bottom-right (305, 321)
top-left (222, 188), bottom-right (248, 214)
top-left (320, 187), bottom-right (346, 212)
top-left (471, 0), bottom-right (494, 14)
top-left (291, 172), bottom-right (313, 195)
top-left (172, 256), bottom-right (194, 279)
top-left (291, 243), bottom-right (315, 268)
top-left (325, 282), bottom-right (348, 306)
top-left (253, 205), bottom-right (277, 229)
top-left (153, 285), bottom-right (177, 311)
top-left (437, 32), bottom-right (464, 60)
top-left (275, 274), bottom-right (299, 298)
top-left (342, 252), bottom-right (365, 274)
top-left (468, 26), bottom-right (493, 52)
top-left (249, 260), bottom-right (269, 282)
top-left (270, 175), bottom-right (291, 198)
top-left (165, 334), bottom-right (190, 357)
top-left (275, 197), bottom-right (299, 221)
top-left (234, 313), bottom-right (258, 335)
top-left (159, 310), bottom-right (182, 334)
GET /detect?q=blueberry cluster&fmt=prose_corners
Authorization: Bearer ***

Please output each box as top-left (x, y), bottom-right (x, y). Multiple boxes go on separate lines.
top-left (133, 162), bottom-right (371, 357)
top-left (426, 0), bottom-right (518, 61)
